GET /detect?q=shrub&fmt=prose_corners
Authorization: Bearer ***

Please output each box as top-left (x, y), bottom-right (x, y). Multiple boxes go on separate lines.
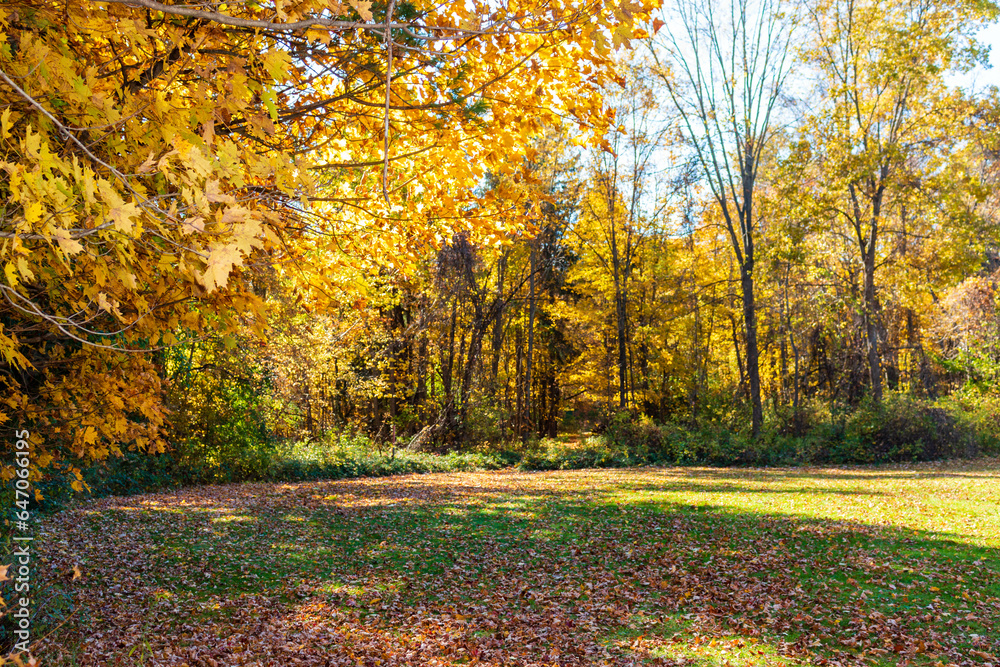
top-left (603, 411), bottom-right (666, 459)
top-left (936, 391), bottom-right (1000, 457)
top-left (516, 436), bottom-right (630, 471)
top-left (838, 394), bottom-right (969, 463)
top-left (33, 434), bottom-right (506, 511)
top-left (31, 391), bottom-right (997, 514)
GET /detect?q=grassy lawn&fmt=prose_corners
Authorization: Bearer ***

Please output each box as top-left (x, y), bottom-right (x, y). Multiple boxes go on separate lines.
top-left (31, 459), bottom-right (1000, 666)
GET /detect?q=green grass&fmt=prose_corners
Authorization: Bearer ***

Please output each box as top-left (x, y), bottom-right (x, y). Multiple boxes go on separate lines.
top-left (24, 459), bottom-right (1000, 665)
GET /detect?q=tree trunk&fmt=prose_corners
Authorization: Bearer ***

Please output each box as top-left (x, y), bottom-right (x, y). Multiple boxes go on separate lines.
top-left (514, 324), bottom-right (524, 436)
top-left (524, 247), bottom-right (536, 437)
top-left (459, 299), bottom-right (501, 428)
top-left (783, 265), bottom-right (801, 433)
top-left (779, 321), bottom-right (788, 403)
top-left (537, 356), bottom-right (547, 434)
top-left (444, 299), bottom-right (457, 402)
top-left (456, 331), bottom-right (466, 409)
top-left (730, 313), bottom-right (745, 394)
top-left (490, 254), bottom-right (506, 394)
top-left (616, 288), bottom-right (628, 410)
top-left (741, 265), bottom-right (763, 439)
top-left (851, 174), bottom-right (886, 403)
top-left (547, 363), bottom-right (560, 438)
top-left (792, 334), bottom-right (801, 433)
top-left (415, 336), bottom-right (428, 410)
top-left (459, 323), bottom-right (486, 427)
top-left (863, 252), bottom-right (882, 402)
top-left (690, 295), bottom-right (700, 424)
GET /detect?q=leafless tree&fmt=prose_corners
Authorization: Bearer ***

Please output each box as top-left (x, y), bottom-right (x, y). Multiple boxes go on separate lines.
top-left (650, 0), bottom-right (798, 436)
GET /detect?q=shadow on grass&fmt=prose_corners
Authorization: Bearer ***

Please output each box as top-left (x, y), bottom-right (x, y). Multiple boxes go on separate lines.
top-left (31, 469), bottom-right (1000, 666)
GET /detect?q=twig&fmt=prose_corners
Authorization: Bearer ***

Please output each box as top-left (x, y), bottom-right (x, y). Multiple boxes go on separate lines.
top-left (0, 68), bottom-right (131, 191)
top-left (383, 0), bottom-right (397, 202)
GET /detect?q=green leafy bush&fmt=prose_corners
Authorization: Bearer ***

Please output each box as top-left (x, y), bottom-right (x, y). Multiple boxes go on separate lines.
top-left (936, 391), bottom-right (1000, 456)
top-left (35, 434), bottom-right (505, 511)
top-left (516, 437), bottom-right (627, 470)
top-left (835, 394), bottom-right (969, 462)
top-left (32, 392), bottom-right (999, 513)
top-left (513, 393), bottom-right (989, 472)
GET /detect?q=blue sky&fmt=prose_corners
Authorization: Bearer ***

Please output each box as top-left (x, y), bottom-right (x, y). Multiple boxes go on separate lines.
top-left (949, 21), bottom-right (1000, 90)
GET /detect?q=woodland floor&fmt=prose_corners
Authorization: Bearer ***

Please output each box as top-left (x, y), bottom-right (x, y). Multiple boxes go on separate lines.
top-left (34, 459), bottom-right (1000, 667)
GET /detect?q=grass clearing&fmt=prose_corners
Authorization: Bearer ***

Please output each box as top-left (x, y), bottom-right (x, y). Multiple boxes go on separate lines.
top-left (30, 459), bottom-right (1000, 666)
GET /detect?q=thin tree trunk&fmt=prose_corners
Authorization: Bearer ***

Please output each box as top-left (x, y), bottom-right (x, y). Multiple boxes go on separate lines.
top-left (863, 255), bottom-right (882, 402)
top-left (850, 177), bottom-right (885, 403)
top-left (514, 324), bottom-right (524, 436)
top-left (490, 254), bottom-right (506, 393)
top-left (791, 335), bottom-right (801, 433)
top-left (741, 265), bottom-right (763, 438)
top-left (779, 317), bottom-right (788, 403)
top-left (525, 247), bottom-right (536, 436)
top-left (537, 357), bottom-right (547, 434)
top-left (444, 299), bottom-right (457, 403)
top-left (616, 287), bottom-right (628, 410)
top-left (415, 336), bottom-right (428, 409)
top-left (782, 264), bottom-right (801, 432)
top-left (459, 322), bottom-right (486, 427)
top-left (690, 295), bottom-right (700, 424)
top-left (456, 330), bottom-right (466, 410)
top-left (730, 313), bottom-right (746, 394)
top-left (548, 366), bottom-right (560, 438)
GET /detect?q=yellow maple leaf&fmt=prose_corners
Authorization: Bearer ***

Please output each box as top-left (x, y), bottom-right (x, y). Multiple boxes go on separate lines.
top-left (200, 244), bottom-right (243, 293)
top-left (206, 180), bottom-right (236, 204)
top-left (23, 201), bottom-right (43, 225)
top-left (0, 107), bottom-right (13, 139)
top-left (108, 202), bottom-right (138, 232)
top-left (52, 228), bottom-right (84, 255)
top-left (182, 216), bottom-right (206, 235)
top-left (347, 0), bottom-right (373, 21)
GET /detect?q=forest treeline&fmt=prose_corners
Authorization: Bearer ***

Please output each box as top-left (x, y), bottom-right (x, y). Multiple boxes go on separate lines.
top-left (2, 0), bottom-right (1000, 492)
top-left (176, 53), bottom-right (1000, 469)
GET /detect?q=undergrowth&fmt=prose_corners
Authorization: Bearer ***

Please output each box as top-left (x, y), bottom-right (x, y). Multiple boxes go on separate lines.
top-left (25, 391), bottom-right (1000, 512)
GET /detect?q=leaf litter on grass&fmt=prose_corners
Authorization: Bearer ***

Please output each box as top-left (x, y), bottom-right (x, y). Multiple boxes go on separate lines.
top-left (24, 460), bottom-right (1000, 666)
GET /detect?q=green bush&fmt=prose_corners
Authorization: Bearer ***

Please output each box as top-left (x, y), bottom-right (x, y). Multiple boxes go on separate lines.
top-left (834, 394), bottom-right (969, 463)
top-left (937, 391), bottom-right (1000, 454)
top-left (33, 434), bottom-right (506, 511)
top-left (600, 412), bottom-right (663, 459)
top-left (516, 436), bottom-right (630, 471)
top-left (261, 435), bottom-right (504, 481)
top-left (514, 393), bottom-right (988, 472)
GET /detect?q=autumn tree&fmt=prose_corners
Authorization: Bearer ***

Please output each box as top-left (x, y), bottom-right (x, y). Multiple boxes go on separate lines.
top-left (649, 0), bottom-right (798, 437)
top-left (572, 68), bottom-right (667, 411)
top-left (803, 0), bottom-right (992, 402)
